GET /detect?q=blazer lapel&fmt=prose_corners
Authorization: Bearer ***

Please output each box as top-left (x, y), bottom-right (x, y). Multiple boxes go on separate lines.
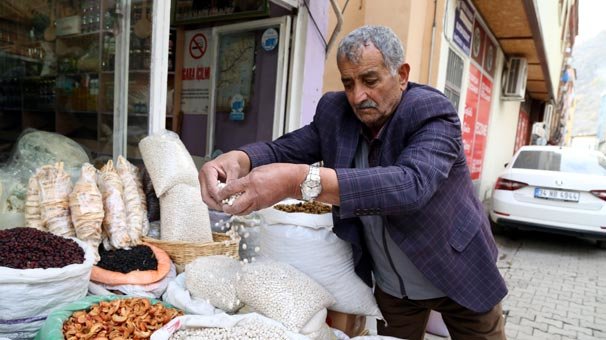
top-left (334, 114), bottom-right (361, 168)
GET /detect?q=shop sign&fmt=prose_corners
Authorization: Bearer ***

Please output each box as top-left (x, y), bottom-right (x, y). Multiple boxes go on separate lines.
top-left (453, 0), bottom-right (473, 56)
top-left (181, 29), bottom-right (212, 115)
top-left (463, 64), bottom-right (480, 168)
top-left (261, 28), bottom-right (279, 52)
top-left (470, 75), bottom-right (493, 180)
top-left (514, 109), bottom-right (530, 153)
top-left (463, 64), bottom-right (494, 180)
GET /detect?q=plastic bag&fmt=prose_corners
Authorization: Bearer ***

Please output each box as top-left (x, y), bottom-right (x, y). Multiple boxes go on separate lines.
top-left (162, 273), bottom-right (220, 315)
top-left (69, 163), bottom-right (104, 262)
top-left (185, 255), bottom-right (243, 313)
top-left (258, 199), bottom-right (382, 317)
top-left (0, 238), bottom-right (94, 340)
top-left (0, 129), bottom-right (89, 215)
top-left (139, 130), bottom-right (199, 196)
top-left (235, 259), bottom-right (335, 332)
top-left (159, 183), bottom-right (213, 243)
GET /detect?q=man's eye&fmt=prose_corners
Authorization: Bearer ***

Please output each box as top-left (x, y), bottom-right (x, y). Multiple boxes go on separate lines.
top-left (343, 82), bottom-right (353, 90)
top-left (365, 79), bottom-right (378, 86)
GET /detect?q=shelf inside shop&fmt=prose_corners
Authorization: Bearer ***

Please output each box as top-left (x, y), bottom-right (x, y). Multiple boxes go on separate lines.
top-left (58, 110), bottom-right (98, 115)
top-left (0, 107), bottom-right (23, 111)
top-left (0, 53), bottom-right (42, 63)
top-left (56, 30), bottom-right (112, 39)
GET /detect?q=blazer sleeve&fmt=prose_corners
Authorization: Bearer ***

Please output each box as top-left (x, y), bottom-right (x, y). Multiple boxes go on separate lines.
top-left (238, 95), bottom-right (331, 167)
top-left (336, 93), bottom-right (463, 219)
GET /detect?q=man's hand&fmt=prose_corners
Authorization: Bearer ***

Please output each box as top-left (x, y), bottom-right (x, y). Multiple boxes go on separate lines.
top-left (217, 163), bottom-right (308, 215)
top-left (198, 150), bottom-right (251, 211)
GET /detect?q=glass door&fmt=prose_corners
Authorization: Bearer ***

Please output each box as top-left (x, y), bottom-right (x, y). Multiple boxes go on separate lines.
top-left (206, 16), bottom-right (291, 156)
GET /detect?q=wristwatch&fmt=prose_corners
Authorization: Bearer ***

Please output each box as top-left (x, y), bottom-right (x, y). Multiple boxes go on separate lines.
top-left (300, 164), bottom-right (322, 201)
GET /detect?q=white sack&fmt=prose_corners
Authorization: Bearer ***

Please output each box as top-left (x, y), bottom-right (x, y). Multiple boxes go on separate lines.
top-left (0, 238), bottom-right (94, 339)
top-left (258, 200), bottom-right (382, 317)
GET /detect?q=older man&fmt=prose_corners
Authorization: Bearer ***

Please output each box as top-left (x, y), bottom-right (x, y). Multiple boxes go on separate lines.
top-left (199, 25), bottom-right (507, 339)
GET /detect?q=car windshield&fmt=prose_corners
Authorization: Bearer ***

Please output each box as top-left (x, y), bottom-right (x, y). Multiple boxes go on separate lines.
top-left (512, 150), bottom-right (606, 175)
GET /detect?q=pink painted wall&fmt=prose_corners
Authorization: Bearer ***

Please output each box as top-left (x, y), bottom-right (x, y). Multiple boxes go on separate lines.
top-left (300, 0), bottom-right (330, 126)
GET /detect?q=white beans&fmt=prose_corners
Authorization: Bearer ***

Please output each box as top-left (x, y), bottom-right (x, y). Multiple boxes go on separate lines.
top-left (160, 184), bottom-right (213, 243)
top-left (185, 256), bottom-right (243, 313)
top-left (235, 259), bottom-right (335, 332)
top-left (169, 318), bottom-right (288, 340)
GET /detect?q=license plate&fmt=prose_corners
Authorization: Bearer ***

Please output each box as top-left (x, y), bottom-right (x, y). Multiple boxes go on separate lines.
top-left (534, 188), bottom-right (580, 202)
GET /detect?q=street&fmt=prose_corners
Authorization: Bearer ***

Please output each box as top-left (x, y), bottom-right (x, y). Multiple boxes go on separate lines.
top-left (423, 228), bottom-right (606, 340)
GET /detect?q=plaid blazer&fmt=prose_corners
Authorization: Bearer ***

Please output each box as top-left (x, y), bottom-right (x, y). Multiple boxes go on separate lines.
top-left (241, 82), bottom-right (508, 313)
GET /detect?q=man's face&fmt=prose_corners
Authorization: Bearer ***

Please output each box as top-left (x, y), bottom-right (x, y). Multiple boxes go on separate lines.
top-left (338, 44), bottom-right (409, 134)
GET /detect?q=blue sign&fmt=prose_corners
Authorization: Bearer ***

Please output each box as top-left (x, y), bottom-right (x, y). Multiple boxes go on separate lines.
top-left (453, 8), bottom-right (472, 56)
top-left (261, 28), bottom-right (279, 52)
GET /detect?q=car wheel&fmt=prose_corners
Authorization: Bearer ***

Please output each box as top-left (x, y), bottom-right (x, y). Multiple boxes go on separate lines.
top-left (490, 220), bottom-right (506, 235)
top-left (597, 240), bottom-right (606, 249)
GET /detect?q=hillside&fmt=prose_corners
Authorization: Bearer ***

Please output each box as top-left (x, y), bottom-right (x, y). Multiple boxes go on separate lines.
top-left (572, 30), bottom-right (606, 136)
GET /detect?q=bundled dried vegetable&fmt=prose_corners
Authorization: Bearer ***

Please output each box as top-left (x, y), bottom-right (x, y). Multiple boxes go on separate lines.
top-left (98, 160), bottom-right (131, 250)
top-left (38, 162), bottom-right (75, 237)
top-left (24, 175), bottom-right (44, 230)
top-left (116, 156), bottom-right (145, 246)
top-left (69, 163), bottom-right (104, 262)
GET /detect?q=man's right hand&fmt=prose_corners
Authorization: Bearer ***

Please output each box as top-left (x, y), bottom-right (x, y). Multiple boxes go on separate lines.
top-left (198, 150), bottom-right (251, 211)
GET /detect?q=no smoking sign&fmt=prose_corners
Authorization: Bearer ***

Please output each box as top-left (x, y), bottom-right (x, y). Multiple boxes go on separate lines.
top-left (189, 33), bottom-right (208, 59)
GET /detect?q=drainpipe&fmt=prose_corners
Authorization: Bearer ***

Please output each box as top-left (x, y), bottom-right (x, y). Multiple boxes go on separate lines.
top-left (325, 0), bottom-right (343, 57)
top-left (428, 0), bottom-right (437, 85)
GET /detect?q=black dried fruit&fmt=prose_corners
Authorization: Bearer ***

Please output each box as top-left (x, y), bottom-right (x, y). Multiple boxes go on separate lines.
top-left (97, 244), bottom-right (158, 273)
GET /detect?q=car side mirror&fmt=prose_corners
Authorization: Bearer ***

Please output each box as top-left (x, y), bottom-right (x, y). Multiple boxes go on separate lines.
top-left (504, 162), bottom-right (509, 168)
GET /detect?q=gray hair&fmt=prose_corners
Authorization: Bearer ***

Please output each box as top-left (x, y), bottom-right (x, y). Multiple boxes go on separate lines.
top-left (337, 25), bottom-right (405, 75)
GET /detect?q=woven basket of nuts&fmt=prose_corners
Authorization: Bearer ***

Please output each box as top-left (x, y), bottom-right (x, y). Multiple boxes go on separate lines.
top-left (142, 231), bottom-right (240, 272)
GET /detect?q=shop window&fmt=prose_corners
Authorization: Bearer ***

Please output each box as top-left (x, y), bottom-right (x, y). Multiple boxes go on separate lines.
top-left (444, 48), bottom-right (464, 111)
top-left (0, 0), bottom-right (175, 163)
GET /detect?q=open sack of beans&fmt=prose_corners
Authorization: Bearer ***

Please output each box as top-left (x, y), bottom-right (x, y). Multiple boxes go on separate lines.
top-left (34, 295), bottom-right (183, 340)
top-left (0, 227), bottom-right (95, 340)
top-left (258, 199), bottom-right (382, 318)
top-left (151, 313), bottom-right (314, 340)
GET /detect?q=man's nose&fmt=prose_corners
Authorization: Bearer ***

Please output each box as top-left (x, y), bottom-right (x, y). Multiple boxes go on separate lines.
top-left (353, 86), bottom-right (368, 104)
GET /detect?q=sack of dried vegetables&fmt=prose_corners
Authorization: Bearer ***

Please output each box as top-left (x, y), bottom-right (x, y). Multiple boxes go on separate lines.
top-left (98, 160), bottom-right (131, 249)
top-left (69, 163), bottom-right (104, 262)
top-left (116, 156), bottom-right (145, 245)
top-left (38, 162), bottom-right (75, 237)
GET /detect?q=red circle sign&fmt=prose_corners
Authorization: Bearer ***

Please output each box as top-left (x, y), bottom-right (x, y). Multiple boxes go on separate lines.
top-left (189, 33), bottom-right (208, 59)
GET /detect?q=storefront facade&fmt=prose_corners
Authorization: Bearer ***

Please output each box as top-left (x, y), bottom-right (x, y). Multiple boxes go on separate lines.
top-left (0, 0), bottom-right (330, 164)
top-left (323, 0), bottom-right (577, 201)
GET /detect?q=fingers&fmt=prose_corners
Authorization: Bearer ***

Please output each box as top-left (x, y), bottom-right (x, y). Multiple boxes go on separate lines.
top-left (198, 164), bottom-right (223, 211)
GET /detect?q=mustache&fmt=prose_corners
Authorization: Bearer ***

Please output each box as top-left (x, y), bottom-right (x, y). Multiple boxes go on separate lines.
top-left (356, 100), bottom-right (379, 110)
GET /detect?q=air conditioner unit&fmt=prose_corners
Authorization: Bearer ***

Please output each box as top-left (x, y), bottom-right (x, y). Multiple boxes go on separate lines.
top-left (502, 57), bottom-right (528, 101)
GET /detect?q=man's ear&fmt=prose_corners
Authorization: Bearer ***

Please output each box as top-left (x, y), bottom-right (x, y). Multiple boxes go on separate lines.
top-left (398, 63), bottom-right (411, 90)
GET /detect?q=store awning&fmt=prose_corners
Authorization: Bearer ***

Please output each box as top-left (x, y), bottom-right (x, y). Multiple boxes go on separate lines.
top-left (470, 0), bottom-right (553, 102)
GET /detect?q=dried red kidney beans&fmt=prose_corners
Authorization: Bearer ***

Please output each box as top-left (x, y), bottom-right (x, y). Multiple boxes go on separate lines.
top-left (0, 227), bottom-right (85, 269)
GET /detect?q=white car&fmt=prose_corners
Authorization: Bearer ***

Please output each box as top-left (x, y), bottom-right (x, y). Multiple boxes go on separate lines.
top-left (490, 145), bottom-right (606, 247)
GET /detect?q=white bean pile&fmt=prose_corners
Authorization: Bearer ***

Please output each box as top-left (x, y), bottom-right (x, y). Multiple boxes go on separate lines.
top-left (185, 256), bottom-right (243, 313)
top-left (168, 318), bottom-right (289, 340)
top-left (235, 260), bottom-right (335, 332)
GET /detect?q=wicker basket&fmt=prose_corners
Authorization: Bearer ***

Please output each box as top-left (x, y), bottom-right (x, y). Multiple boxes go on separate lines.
top-left (142, 232), bottom-right (240, 272)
